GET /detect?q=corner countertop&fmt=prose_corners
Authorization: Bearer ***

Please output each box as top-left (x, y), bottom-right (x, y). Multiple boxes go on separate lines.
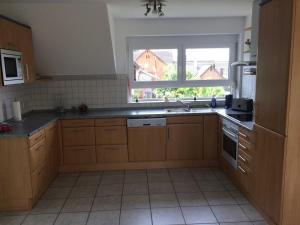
top-left (0, 108), bottom-right (254, 137)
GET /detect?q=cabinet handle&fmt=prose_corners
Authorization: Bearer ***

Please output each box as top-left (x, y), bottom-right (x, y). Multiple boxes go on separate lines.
top-left (239, 132), bottom-right (248, 139)
top-left (239, 143), bottom-right (247, 150)
top-left (104, 128), bottom-right (118, 132)
top-left (238, 166), bottom-right (247, 175)
top-left (71, 129), bottom-right (85, 132)
top-left (238, 155), bottom-right (247, 163)
top-left (25, 64), bottom-right (29, 81)
top-left (72, 148), bottom-right (88, 152)
top-left (35, 145), bottom-right (44, 151)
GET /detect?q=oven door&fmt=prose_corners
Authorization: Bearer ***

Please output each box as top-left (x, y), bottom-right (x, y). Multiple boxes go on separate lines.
top-left (222, 127), bottom-right (238, 168)
top-left (1, 51), bottom-right (24, 85)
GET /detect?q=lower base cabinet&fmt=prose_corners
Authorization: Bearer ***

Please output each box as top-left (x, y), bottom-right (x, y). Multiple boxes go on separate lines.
top-left (96, 145), bottom-right (128, 163)
top-left (63, 146), bottom-right (96, 164)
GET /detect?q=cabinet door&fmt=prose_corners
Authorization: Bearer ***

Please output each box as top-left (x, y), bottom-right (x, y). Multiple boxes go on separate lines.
top-left (62, 127), bottom-right (95, 146)
top-left (203, 115), bottom-right (219, 160)
top-left (255, 0), bottom-right (293, 135)
top-left (45, 122), bottom-right (59, 181)
top-left (167, 123), bottom-right (204, 160)
top-left (17, 25), bottom-right (36, 83)
top-left (253, 125), bottom-right (284, 224)
top-left (128, 127), bottom-right (166, 162)
top-left (0, 18), bottom-right (18, 50)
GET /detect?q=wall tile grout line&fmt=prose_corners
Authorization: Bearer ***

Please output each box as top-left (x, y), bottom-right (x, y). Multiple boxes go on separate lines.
top-left (146, 169), bottom-right (154, 225)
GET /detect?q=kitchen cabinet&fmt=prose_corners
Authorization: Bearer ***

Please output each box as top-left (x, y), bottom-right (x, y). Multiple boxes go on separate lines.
top-left (203, 115), bottom-right (219, 160)
top-left (253, 125), bottom-right (284, 225)
top-left (63, 146), bottom-right (96, 164)
top-left (96, 145), bottom-right (128, 163)
top-left (62, 127), bottom-right (95, 146)
top-left (0, 16), bottom-right (36, 84)
top-left (45, 122), bottom-right (60, 181)
top-left (128, 126), bottom-right (166, 162)
top-left (255, 0), bottom-right (293, 135)
top-left (95, 126), bottom-right (127, 145)
top-left (166, 116), bottom-right (204, 160)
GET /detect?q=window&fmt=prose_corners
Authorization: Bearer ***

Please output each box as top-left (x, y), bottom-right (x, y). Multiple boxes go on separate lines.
top-left (128, 35), bottom-right (237, 102)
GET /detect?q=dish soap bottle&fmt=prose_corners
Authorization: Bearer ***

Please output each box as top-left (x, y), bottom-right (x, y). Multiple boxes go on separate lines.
top-left (210, 95), bottom-right (217, 108)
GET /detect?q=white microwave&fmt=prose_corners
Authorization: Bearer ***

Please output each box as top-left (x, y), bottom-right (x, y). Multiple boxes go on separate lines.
top-left (0, 49), bottom-right (25, 85)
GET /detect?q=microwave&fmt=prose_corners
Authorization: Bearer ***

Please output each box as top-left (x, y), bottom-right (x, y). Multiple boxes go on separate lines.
top-left (0, 49), bottom-right (25, 85)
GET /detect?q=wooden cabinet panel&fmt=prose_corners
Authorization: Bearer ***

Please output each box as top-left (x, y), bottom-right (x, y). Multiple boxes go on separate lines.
top-left (63, 146), bottom-right (96, 164)
top-left (95, 126), bottom-right (127, 145)
top-left (95, 118), bottom-right (126, 127)
top-left (128, 127), bottom-right (166, 162)
top-left (203, 115), bottom-right (219, 160)
top-left (29, 139), bottom-right (47, 173)
top-left (255, 0), bottom-right (293, 135)
top-left (253, 125), bottom-right (285, 224)
top-left (167, 123), bottom-right (204, 160)
top-left (45, 122), bottom-right (59, 181)
top-left (62, 127), bottom-right (95, 146)
top-left (17, 25), bottom-right (35, 83)
top-left (31, 162), bottom-right (49, 201)
top-left (62, 119), bottom-right (95, 128)
top-left (28, 129), bottom-right (45, 147)
top-left (167, 116), bottom-right (203, 124)
top-left (96, 145), bottom-right (128, 163)
top-left (0, 18), bottom-right (18, 50)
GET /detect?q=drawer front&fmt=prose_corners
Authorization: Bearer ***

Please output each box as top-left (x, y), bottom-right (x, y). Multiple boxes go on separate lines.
top-left (31, 162), bottom-right (49, 200)
top-left (237, 161), bottom-right (251, 193)
top-left (63, 127), bottom-right (95, 146)
top-left (95, 126), bottom-right (127, 145)
top-left (62, 119), bottom-right (95, 128)
top-left (96, 145), bottom-right (128, 163)
top-left (95, 118), bottom-right (126, 127)
top-left (238, 127), bottom-right (255, 143)
top-left (63, 146), bottom-right (96, 164)
top-left (29, 129), bottom-right (45, 147)
top-left (238, 137), bottom-right (255, 156)
top-left (238, 149), bottom-right (252, 169)
top-left (29, 139), bottom-right (47, 173)
top-left (167, 116), bottom-right (203, 124)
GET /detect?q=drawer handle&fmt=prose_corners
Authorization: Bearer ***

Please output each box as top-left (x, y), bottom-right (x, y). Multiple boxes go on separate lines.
top-left (71, 129), bottom-right (85, 132)
top-left (239, 132), bottom-right (248, 139)
top-left (104, 128), bottom-right (118, 132)
top-left (238, 155), bottom-right (247, 163)
top-left (239, 143), bottom-right (247, 150)
top-left (33, 134), bottom-right (43, 141)
top-left (72, 148), bottom-right (88, 152)
top-left (35, 145), bottom-right (44, 151)
top-left (103, 147), bottom-right (118, 151)
top-left (238, 166), bottom-right (247, 175)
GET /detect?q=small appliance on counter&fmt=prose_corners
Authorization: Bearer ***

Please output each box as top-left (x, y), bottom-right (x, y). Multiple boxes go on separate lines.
top-left (12, 100), bottom-right (22, 121)
top-left (225, 94), bottom-right (233, 109)
top-left (78, 103), bottom-right (88, 114)
top-left (232, 98), bottom-right (253, 112)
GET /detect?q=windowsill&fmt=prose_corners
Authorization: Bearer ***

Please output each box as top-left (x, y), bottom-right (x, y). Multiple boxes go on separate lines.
top-left (128, 98), bottom-right (225, 105)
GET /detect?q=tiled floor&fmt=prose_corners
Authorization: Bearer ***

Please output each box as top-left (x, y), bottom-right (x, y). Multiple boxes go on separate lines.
top-left (0, 168), bottom-right (267, 225)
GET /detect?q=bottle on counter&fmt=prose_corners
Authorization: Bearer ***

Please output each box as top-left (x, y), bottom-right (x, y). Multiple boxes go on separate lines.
top-left (210, 95), bottom-right (217, 108)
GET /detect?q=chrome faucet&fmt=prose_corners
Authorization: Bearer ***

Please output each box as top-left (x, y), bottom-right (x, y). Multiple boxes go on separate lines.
top-left (177, 100), bottom-right (191, 111)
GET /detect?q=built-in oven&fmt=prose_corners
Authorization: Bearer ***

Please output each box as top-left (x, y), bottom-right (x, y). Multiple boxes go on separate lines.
top-left (0, 49), bottom-right (24, 85)
top-left (222, 118), bottom-right (239, 169)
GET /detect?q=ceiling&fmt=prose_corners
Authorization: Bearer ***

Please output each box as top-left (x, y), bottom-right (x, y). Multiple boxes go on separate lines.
top-left (0, 0), bottom-right (253, 19)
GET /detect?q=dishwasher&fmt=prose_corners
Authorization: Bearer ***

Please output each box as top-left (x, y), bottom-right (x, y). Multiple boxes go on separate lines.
top-left (127, 118), bottom-right (166, 162)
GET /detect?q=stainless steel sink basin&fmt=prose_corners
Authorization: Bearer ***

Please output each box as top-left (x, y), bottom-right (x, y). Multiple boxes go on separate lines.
top-left (166, 108), bottom-right (190, 112)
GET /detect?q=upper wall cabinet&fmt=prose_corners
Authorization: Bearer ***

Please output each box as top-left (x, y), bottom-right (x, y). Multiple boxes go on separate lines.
top-left (0, 16), bottom-right (36, 84)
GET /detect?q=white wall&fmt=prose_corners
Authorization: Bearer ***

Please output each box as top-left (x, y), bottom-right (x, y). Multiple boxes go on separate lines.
top-left (113, 17), bottom-right (246, 75)
top-left (0, 3), bottom-right (116, 76)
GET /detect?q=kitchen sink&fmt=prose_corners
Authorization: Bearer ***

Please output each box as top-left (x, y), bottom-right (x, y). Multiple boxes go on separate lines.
top-left (166, 108), bottom-right (190, 112)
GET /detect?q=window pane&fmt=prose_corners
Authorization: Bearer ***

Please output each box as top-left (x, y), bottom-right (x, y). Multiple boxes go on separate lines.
top-left (186, 48), bottom-right (230, 81)
top-left (131, 86), bottom-right (231, 101)
top-left (133, 49), bottom-right (178, 81)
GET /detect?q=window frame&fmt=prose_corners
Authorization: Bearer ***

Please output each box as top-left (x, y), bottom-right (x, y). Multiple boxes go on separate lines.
top-left (127, 35), bottom-right (237, 96)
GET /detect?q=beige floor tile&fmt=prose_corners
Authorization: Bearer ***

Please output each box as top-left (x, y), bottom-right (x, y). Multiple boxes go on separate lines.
top-left (54, 212), bottom-right (88, 225)
top-left (31, 199), bottom-right (65, 214)
top-left (219, 222), bottom-right (252, 225)
top-left (197, 180), bottom-right (227, 191)
top-left (150, 194), bottom-right (179, 208)
top-left (120, 209), bottom-right (151, 225)
top-left (229, 191), bottom-right (250, 204)
top-left (70, 186), bottom-right (97, 198)
top-left (148, 173), bottom-right (171, 183)
top-left (122, 195), bottom-right (150, 209)
top-left (51, 176), bottom-right (78, 188)
top-left (124, 174), bottom-right (147, 184)
top-left (87, 211), bottom-right (120, 225)
top-left (97, 184), bottom-right (123, 196)
top-left (123, 183), bottom-right (148, 195)
top-left (211, 205), bottom-right (249, 223)
top-left (92, 196), bottom-right (121, 211)
top-left (177, 192), bottom-right (208, 207)
top-left (22, 214), bottom-right (57, 225)
top-left (62, 198), bottom-right (93, 212)
top-left (181, 206), bottom-right (217, 224)
top-left (173, 182), bottom-right (200, 193)
top-left (0, 215), bottom-right (25, 225)
top-left (240, 204), bottom-right (264, 221)
top-left (100, 175), bottom-right (124, 185)
top-left (204, 191), bottom-right (237, 205)
top-left (152, 207), bottom-right (185, 225)
top-left (42, 187), bottom-right (71, 200)
top-left (149, 182), bottom-right (174, 194)
top-left (76, 176), bottom-right (100, 187)
top-left (252, 221), bottom-right (268, 225)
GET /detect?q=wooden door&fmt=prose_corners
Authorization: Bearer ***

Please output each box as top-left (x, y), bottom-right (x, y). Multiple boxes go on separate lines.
top-left (128, 127), bottom-right (166, 162)
top-left (203, 115), bottom-right (219, 160)
top-left (255, 0), bottom-right (293, 135)
top-left (167, 123), bottom-right (204, 160)
top-left (45, 122), bottom-right (59, 181)
top-left (253, 125), bottom-right (285, 224)
top-left (17, 25), bottom-right (36, 83)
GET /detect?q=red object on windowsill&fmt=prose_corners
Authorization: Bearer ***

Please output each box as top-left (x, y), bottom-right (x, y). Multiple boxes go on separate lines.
top-left (0, 124), bottom-right (13, 133)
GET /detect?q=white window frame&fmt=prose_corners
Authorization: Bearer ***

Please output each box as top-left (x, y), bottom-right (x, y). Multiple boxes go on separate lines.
top-left (127, 34), bottom-right (237, 94)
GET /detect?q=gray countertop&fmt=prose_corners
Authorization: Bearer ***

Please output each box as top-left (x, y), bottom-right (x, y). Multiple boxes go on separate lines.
top-left (0, 108), bottom-right (254, 137)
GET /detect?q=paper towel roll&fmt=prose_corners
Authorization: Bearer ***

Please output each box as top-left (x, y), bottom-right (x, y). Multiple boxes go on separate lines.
top-left (12, 101), bottom-right (22, 121)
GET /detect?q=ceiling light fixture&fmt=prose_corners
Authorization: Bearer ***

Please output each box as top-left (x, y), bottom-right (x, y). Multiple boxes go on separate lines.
top-left (142, 0), bottom-right (166, 17)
